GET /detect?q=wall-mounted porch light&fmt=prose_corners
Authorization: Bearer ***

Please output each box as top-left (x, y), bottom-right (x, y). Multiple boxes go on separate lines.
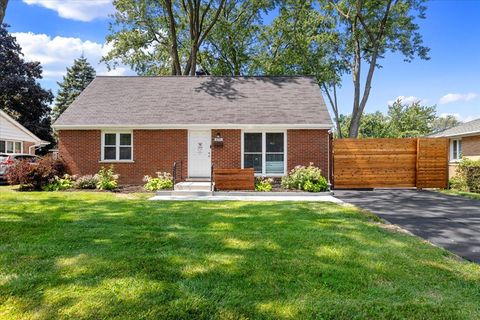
top-left (213, 132), bottom-right (224, 146)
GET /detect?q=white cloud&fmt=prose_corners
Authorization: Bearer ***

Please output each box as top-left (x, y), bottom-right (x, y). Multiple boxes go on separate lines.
top-left (23, 0), bottom-right (114, 22)
top-left (12, 32), bottom-right (132, 83)
top-left (438, 92), bottom-right (477, 105)
top-left (387, 96), bottom-right (425, 105)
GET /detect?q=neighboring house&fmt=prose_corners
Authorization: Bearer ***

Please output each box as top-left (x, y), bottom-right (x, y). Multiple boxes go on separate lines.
top-left (0, 110), bottom-right (49, 155)
top-left (52, 76), bottom-right (333, 184)
top-left (431, 118), bottom-right (480, 177)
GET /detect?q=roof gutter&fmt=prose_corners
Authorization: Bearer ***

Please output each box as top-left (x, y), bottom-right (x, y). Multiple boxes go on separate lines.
top-left (52, 123), bottom-right (334, 130)
top-left (29, 140), bottom-right (50, 155)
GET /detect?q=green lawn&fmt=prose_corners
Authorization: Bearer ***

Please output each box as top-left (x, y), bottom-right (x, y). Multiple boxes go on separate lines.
top-left (440, 189), bottom-right (480, 200)
top-left (1, 187), bottom-right (480, 319)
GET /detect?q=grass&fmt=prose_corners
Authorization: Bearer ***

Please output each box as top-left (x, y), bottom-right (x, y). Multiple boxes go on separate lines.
top-left (1, 186), bottom-right (480, 319)
top-left (440, 189), bottom-right (480, 200)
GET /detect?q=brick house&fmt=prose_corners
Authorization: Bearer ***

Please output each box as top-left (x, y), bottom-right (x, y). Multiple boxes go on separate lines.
top-left (0, 110), bottom-right (49, 155)
top-left (52, 76), bottom-right (333, 185)
top-left (431, 118), bottom-right (480, 177)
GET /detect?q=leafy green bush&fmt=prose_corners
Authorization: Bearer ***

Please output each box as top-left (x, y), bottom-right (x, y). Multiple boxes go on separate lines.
top-left (281, 163), bottom-right (328, 192)
top-left (74, 175), bottom-right (99, 189)
top-left (449, 176), bottom-right (468, 192)
top-left (95, 166), bottom-right (119, 190)
top-left (451, 158), bottom-right (480, 193)
top-left (255, 177), bottom-right (273, 192)
top-left (42, 174), bottom-right (76, 191)
top-left (303, 180), bottom-right (327, 192)
top-left (143, 172), bottom-right (173, 191)
top-left (465, 166), bottom-right (480, 193)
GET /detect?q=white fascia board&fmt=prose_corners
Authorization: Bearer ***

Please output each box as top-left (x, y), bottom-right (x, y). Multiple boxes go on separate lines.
top-left (52, 123), bottom-right (334, 130)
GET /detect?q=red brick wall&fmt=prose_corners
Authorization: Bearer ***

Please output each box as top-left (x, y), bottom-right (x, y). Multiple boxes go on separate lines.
top-left (211, 129), bottom-right (241, 169)
top-left (58, 128), bottom-right (331, 184)
top-left (23, 142), bottom-right (35, 154)
top-left (58, 130), bottom-right (188, 184)
top-left (287, 129), bottom-right (330, 179)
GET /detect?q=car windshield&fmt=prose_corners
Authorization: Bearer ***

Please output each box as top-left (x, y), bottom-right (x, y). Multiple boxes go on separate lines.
top-left (0, 156), bottom-right (8, 163)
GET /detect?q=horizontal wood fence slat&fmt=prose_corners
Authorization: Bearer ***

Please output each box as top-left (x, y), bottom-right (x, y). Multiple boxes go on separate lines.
top-left (333, 138), bottom-right (448, 189)
top-left (213, 168), bottom-right (255, 191)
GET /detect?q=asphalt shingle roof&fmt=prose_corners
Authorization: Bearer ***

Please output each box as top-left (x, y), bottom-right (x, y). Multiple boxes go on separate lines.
top-left (430, 118), bottom-right (480, 137)
top-left (53, 76), bottom-right (332, 128)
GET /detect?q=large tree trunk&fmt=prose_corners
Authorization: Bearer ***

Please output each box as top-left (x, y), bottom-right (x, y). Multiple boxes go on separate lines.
top-left (348, 37), bottom-right (362, 138)
top-left (0, 0), bottom-right (8, 23)
top-left (165, 0), bottom-right (182, 75)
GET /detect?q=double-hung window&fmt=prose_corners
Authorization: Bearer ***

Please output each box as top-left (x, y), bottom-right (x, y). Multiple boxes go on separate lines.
top-left (0, 140), bottom-right (23, 154)
top-left (451, 139), bottom-right (462, 161)
top-left (102, 132), bottom-right (133, 161)
top-left (243, 131), bottom-right (285, 175)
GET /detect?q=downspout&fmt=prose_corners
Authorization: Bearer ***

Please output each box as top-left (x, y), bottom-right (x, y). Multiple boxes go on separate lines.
top-left (327, 129), bottom-right (332, 191)
top-left (29, 141), bottom-right (49, 155)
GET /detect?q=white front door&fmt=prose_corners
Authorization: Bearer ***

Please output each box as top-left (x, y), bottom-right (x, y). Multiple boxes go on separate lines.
top-left (188, 130), bottom-right (211, 178)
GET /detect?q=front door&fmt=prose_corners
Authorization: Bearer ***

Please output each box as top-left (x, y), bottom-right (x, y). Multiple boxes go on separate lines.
top-left (188, 130), bottom-right (211, 178)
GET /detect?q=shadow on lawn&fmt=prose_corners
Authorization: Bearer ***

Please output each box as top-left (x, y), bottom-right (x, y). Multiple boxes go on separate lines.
top-left (0, 194), bottom-right (479, 319)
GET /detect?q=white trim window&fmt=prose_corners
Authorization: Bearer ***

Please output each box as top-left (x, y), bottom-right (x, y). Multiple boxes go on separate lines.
top-left (242, 131), bottom-right (287, 176)
top-left (451, 138), bottom-right (462, 161)
top-left (101, 132), bottom-right (133, 161)
top-left (0, 140), bottom-right (23, 154)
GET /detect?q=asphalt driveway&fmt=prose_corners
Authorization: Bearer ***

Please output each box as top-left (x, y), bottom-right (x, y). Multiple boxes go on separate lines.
top-left (334, 189), bottom-right (480, 263)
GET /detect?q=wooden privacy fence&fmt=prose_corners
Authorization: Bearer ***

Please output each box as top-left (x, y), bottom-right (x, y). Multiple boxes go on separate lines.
top-left (333, 138), bottom-right (449, 189)
top-left (213, 168), bottom-right (255, 191)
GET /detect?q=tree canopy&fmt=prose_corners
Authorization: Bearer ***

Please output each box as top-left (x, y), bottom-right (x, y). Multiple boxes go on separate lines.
top-left (0, 24), bottom-right (53, 144)
top-left (52, 56), bottom-right (96, 121)
top-left (338, 99), bottom-right (443, 138)
top-left (104, 0), bottom-right (229, 75)
top-left (101, 0), bottom-right (430, 138)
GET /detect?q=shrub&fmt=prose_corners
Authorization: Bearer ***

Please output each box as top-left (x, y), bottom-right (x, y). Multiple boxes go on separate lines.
top-left (303, 180), bottom-right (327, 192)
top-left (465, 166), bottom-right (480, 193)
top-left (451, 158), bottom-right (480, 193)
top-left (74, 175), bottom-right (99, 189)
top-left (6, 157), bottom-right (67, 191)
top-left (255, 177), bottom-right (273, 192)
top-left (95, 166), bottom-right (119, 190)
top-left (281, 163), bottom-right (328, 192)
top-left (42, 174), bottom-right (76, 191)
top-left (143, 172), bottom-right (173, 191)
top-left (449, 176), bottom-right (468, 192)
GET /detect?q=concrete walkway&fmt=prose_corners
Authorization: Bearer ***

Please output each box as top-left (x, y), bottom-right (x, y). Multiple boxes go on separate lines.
top-left (335, 189), bottom-right (480, 263)
top-left (149, 194), bottom-right (343, 203)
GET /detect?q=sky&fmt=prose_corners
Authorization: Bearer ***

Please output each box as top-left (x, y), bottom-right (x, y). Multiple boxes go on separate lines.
top-left (4, 0), bottom-right (480, 122)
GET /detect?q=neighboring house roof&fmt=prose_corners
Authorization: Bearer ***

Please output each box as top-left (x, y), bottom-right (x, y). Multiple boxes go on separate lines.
top-left (0, 110), bottom-right (48, 144)
top-left (53, 76), bottom-right (333, 129)
top-left (430, 118), bottom-right (480, 138)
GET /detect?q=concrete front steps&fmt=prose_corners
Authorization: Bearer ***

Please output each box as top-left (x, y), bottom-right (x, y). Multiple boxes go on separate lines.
top-left (157, 180), bottom-right (213, 196)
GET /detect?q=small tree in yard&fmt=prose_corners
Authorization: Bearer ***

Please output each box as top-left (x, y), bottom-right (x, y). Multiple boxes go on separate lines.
top-left (52, 55), bottom-right (96, 121)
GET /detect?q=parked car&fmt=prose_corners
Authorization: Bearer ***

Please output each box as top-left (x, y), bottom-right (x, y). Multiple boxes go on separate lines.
top-left (0, 154), bottom-right (40, 181)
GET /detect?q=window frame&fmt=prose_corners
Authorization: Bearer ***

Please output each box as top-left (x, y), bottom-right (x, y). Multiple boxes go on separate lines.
top-left (0, 140), bottom-right (23, 154)
top-left (241, 130), bottom-right (287, 176)
top-left (450, 138), bottom-right (462, 162)
top-left (100, 131), bottom-right (134, 162)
